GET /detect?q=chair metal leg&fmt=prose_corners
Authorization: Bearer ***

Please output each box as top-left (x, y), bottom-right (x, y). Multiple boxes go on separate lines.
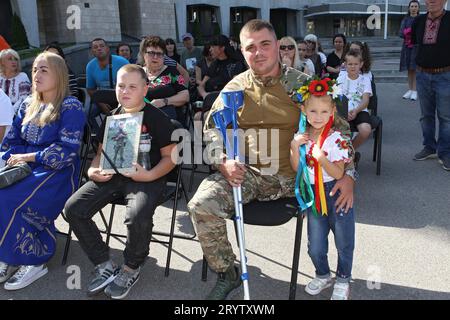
top-left (289, 213), bottom-right (305, 300)
top-left (201, 256), bottom-right (208, 281)
top-left (164, 166), bottom-right (183, 277)
top-left (105, 204), bottom-right (116, 246)
top-left (373, 127), bottom-right (378, 162)
top-left (61, 228), bottom-right (72, 265)
top-left (376, 121), bottom-right (382, 176)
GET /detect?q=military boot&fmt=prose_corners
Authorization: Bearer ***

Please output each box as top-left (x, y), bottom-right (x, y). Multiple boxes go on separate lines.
top-left (206, 265), bottom-right (242, 300)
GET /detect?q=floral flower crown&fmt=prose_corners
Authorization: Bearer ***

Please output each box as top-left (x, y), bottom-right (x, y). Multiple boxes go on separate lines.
top-left (296, 76), bottom-right (341, 103)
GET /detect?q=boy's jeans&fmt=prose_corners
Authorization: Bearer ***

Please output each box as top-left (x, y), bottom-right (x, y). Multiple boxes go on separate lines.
top-left (306, 180), bottom-right (355, 283)
top-left (65, 174), bottom-right (166, 269)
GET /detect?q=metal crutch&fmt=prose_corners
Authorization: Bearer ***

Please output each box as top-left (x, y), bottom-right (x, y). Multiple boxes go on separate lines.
top-left (212, 90), bottom-right (250, 300)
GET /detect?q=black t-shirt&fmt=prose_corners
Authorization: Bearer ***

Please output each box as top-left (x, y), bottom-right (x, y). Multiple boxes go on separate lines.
top-left (205, 58), bottom-right (246, 92)
top-left (168, 53), bottom-right (181, 64)
top-left (326, 51), bottom-right (342, 80)
top-left (99, 104), bottom-right (175, 168)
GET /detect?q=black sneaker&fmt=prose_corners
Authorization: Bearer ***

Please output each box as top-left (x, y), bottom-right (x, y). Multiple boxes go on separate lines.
top-left (413, 148), bottom-right (437, 161)
top-left (206, 265), bottom-right (242, 300)
top-left (104, 265), bottom-right (140, 299)
top-left (439, 158), bottom-right (450, 171)
top-left (87, 260), bottom-right (120, 296)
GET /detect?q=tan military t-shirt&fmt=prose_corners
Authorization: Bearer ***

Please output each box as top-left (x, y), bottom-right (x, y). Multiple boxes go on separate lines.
top-left (204, 65), bottom-right (311, 178)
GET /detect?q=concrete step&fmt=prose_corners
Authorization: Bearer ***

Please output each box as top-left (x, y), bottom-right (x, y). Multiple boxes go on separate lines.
top-left (373, 74), bottom-right (408, 83)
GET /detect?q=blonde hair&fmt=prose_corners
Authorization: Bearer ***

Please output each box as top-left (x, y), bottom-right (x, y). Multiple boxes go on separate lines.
top-left (303, 95), bottom-right (347, 129)
top-left (279, 36), bottom-right (302, 70)
top-left (23, 52), bottom-right (69, 127)
top-left (118, 64), bottom-right (148, 84)
top-left (0, 48), bottom-right (21, 75)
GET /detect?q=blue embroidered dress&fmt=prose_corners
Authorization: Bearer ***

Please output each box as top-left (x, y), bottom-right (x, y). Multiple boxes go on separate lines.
top-left (0, 96), bottom-right (85, 265)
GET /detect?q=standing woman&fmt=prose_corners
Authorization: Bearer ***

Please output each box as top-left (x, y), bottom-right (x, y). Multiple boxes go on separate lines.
top-left (326, 34), bottom-right (346, 80)
top-left (399, 0), bottom-right (420, 100)
top-left (0, 49), bottom-right (31, 114)
top-left (0, 52), bottom-right (85, 290)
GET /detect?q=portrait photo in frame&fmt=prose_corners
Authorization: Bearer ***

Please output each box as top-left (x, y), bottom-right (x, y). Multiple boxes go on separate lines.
top-left (100, 112), bottom-right (143, 174)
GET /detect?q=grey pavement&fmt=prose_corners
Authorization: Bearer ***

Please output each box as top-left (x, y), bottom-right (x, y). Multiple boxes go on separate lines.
top-left (1, 82), bottom-right (449, 301)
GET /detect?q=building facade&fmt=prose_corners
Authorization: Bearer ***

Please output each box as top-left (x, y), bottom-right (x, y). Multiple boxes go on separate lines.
top-left (0, 0), bottom-right (428, 48)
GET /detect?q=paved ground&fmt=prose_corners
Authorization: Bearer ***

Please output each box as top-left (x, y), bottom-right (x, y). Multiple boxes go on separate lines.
top-left (1, 82), bottom-right (449, 301)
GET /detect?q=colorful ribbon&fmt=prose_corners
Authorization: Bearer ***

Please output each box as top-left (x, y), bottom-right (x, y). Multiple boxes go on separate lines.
top-left (295, 111), bottom-right (334, 216)
top-left (294, 113), bottom-right (314, 212)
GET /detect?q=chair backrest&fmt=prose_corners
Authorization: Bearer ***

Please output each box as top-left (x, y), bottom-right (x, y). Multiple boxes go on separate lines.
top-left (91, 89), bottom-right (119, 113)
top-left (368, 75), bottom-right (378, 116)
top-left (166, 118), bottom-right (185, 183)
top-left (76, 76), bottom-right (86, 88)
top-left (77, 124), bottom-right (92, 188)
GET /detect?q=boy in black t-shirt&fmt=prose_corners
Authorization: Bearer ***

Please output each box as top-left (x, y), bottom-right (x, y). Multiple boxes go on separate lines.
top-left (65, 64), bottom-right (176, 299)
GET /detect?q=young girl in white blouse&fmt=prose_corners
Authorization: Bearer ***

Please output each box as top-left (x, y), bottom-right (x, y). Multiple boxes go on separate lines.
top-left (291, 79), bottom-right (354, 300)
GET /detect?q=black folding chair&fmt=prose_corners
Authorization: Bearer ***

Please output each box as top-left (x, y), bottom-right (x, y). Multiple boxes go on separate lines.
top-left (201, 197), bottom-right (305, 300)
top-left (368, 76), bottom-right (382, 176)
top-left (58, 124), bottom-right (92, 265)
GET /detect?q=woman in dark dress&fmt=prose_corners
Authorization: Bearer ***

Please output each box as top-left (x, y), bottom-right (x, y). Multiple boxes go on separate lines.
top-left (399, 0), bottom-right (420, 100)
top-left (141, 36), bottom-right (189, 120)
top-left (326, 34), bottom-right (346, 80)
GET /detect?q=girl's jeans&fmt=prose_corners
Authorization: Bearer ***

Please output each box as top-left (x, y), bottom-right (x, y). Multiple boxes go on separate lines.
top-left (306, 180), bottom-right (355, 283)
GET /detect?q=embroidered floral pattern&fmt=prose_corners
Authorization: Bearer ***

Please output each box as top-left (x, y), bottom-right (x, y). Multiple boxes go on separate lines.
top-left (335, 138), bottom-right (350, 150)
top-left (14, 227), bottom-right (50, 258)
top-left (149, 73), bottom-right (185, 89)
top-left (40, 143), bottom-right (77, 169)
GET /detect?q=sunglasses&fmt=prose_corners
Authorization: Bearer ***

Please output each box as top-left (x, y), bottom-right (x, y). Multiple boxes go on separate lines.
top-left (280, 45), bottom-right (295, 51)
top-left (146, 51), bottom-right (164, 58)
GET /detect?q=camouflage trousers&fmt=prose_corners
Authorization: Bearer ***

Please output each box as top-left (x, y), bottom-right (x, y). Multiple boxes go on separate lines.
top-left (187, 166), bottom-right (295, 273)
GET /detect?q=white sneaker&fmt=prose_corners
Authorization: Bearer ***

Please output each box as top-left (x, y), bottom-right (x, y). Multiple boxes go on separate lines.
top-left (402, 90), bottom-right (412, 99)
top-left (4, 264), bottom-right (48, 290)
top-left (410, 91), bottom-right (418, 101)
top-left (0, 262), bottom-right (19, 283)
top-left (331, 282), bottom-right (350, 300)
top-left (305, 276), bottom-right (333, 295)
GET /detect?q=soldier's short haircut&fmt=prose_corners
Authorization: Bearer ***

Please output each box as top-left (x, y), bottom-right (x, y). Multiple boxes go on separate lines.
top-left (239, 19), bottom-right (277, 44)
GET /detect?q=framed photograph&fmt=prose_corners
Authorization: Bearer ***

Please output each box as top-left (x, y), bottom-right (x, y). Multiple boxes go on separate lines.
top-left (100, 112), bottom-right (143, 174)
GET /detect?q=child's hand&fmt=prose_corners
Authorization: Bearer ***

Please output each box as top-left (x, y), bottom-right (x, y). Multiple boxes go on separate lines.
top-left (122, 163), bottom-right (151, 182)
top-left (291, 133), bottom-right (309, 149)
top-left (312, 144), bottom-right (325, 161)
top-left (348, 110), bottom-right (357, 121)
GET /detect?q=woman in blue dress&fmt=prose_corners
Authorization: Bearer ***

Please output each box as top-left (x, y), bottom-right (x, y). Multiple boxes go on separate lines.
top-left (0, 52), bottom-right (85, 290)
top-left (399, 0), bottom-right (420, 101)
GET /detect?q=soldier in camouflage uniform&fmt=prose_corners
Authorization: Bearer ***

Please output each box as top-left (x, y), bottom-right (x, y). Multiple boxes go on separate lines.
top-left (187, 19), bottom-right (357, 300)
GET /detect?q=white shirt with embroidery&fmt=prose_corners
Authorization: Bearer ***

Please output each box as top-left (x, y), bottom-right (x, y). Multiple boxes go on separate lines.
top-left (305, 131), bottom-right (351, 183)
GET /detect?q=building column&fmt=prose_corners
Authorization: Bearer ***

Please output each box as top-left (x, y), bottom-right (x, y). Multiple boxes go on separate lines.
top-left (12, 0), bottom-right (40, 47)
top-left (175, 0), bottom-right (187, 42)
top-left (296, 10), bottom-right (306, 38)
top-left (260, 3), bottom-right (270, 21)
top-left (219, 4), bottom-right (231, 36)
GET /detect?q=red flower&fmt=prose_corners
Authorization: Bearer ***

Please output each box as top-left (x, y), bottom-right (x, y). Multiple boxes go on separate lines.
top-left (309, 80), bottom-right (329, 96)
top-left (161, 75), bottom-right (171, 85)
top-left (306, 154), bottom-right (316, 169)
top-left (177, 75), bottom-right (185, 86)
top-left (335, 138), bottom-right (349, 150)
